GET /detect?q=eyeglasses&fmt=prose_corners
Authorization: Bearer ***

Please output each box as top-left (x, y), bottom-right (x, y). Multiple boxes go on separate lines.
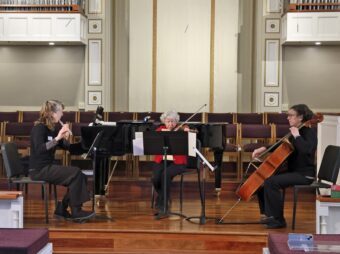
top-left (164, 119), bottom-right (177, 124)
top-left (287, 113), bottom-right (297, 118)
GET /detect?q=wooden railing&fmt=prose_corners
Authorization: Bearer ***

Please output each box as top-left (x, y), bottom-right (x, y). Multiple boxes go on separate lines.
top-left (0, 4), bottom-right (82, 13)
top-left (286, 1), bottom-right (340, 12)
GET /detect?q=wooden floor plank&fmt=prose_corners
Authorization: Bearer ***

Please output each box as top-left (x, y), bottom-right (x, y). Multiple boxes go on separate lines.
top-left (4, 179), bottom-right (316, 253)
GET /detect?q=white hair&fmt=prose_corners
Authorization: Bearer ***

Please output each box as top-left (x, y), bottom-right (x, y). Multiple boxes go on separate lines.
top-left (160, 110), bottom-right (180, 123)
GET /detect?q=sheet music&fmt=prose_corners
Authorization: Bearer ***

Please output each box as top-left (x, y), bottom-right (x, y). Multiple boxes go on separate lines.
top-left (133, 132), bottom-right (144, 156)
top-left (188, 132), bottom-right (196, 157)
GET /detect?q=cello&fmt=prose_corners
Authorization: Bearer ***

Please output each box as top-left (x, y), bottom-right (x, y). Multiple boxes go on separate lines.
top-left (236, 113), bottom-right (323, 202)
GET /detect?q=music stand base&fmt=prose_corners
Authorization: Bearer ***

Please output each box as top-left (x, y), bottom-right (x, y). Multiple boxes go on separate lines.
top-left (155, 210), bottom-right (187, 220)
top-left (186, 216), bottom-right (217, 225)
top-left (216, 219), bottom-right (261, 225)
top-left (93, 213), bottom-right (113, 222)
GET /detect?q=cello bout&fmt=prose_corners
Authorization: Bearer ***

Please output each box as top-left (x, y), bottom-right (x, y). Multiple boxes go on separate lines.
top-left (236, 141), bottom-right (294, 201)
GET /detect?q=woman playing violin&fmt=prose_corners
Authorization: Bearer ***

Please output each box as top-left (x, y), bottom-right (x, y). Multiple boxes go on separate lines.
top-left (252, 104), bottom-right (317, 229)
top-left (151, 110), bottom-right (191, 219)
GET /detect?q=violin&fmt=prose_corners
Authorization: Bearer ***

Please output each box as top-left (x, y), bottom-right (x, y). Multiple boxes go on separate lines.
top-left (175, 124), bottom-right (198, 133)
top-left (236, 113), bottom-right (324, 201)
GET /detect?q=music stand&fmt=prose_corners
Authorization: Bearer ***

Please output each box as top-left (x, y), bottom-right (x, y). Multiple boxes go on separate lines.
top-left (79, 130), bottom-right (112, 221)
top-left (186, 147), bottom-right (217, 225)
top-left (81, 126), bottom-right (126, 195)
top-left (141, 131), bottom-right (193, 218)
top-left (83, 131), bottom-right (104, 212)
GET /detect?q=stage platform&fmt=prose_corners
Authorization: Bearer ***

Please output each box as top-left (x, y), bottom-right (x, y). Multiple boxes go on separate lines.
top-left (4, 180), bottom-right (316, 254)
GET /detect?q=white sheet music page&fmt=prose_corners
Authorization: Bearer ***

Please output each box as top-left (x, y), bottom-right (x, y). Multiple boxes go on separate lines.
top-left (188, 132), bottom-right (196, 157)
top-left (133, 132), bottom-right (144, 156)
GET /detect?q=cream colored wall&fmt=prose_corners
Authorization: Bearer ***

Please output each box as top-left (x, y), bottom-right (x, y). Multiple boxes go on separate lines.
top-left (156, 0), bottom-right (211, 112)
top-left (0, 46), bottom-right (85, 111)
top-left (128, 0), bottom-right (153, 112)
top-left (282, 46), bottom-right (340, 112)
top-left (214, 0), bottom-right (238, 112)
top-left (114, 0), bottom-right (129, 111)
top-left (237, 0), bottom-right (254, 113)
top-left (127, 0), bottom-right (239, 113)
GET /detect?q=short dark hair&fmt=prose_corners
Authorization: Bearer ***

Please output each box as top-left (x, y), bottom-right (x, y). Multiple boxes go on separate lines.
top-left (290, 104), bottom-right (314, 122)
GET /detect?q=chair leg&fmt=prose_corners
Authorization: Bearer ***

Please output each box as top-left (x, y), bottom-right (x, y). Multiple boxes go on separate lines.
top-left (282, 188), bottom-right (286, 210)
top-left (292, 187), bottom-right (298, 230)
top-left (53, 185), bottom-right (58, 208)
top-left (43, 183), bottom-right (49, 224)
top-left (151, 185), bottom-right (155, 208)
top-left (180, 174), bottom-right (184, 213)
top-left (41, 185), bottom-right (45, 200)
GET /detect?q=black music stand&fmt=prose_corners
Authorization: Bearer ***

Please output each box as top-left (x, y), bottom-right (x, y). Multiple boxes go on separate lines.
top-left (81, 126), bottom-right (126, 195)
top-left (83, 131), bottom-right (104, 212)
top-left (81, 126), bottom-right (126, 221)
top-left (142, 131), bottom-right (192, 218)
top-left (79, 130), bottom-right (112, 221)
top-left (186, 147), bottom-right (217, 225)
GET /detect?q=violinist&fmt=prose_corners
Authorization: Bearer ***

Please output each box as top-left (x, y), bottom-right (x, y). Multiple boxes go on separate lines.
top-left (252, 104), bottom-right (317, 229)
top-left (151, 110), bottom-right (191, 219)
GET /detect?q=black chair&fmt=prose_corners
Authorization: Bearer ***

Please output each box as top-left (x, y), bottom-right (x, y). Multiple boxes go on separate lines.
top-left (1, 142), bottom-right (57, 223)
top-left (290, 145), bottom-right (340, 230)
top-left (151, 141), bottom-right (202, 214)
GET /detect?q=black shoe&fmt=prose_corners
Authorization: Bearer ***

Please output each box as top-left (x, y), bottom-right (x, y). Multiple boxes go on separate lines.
top-left (260, 216), bottom-right (274, 224)
top-left (54, 201), bottom-right (71, 218)
top-left (155, 211), bottom-right (169, 220)
top-left (153, 206), bottom-right (165, 216)
top-left (71, 207), bottom-right (95, 220)
top-left (266, 218), bottom-right (287, 229)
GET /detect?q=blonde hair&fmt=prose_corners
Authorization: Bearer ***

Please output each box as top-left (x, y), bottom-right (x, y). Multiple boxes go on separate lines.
top-left (35, 100), bottom-right (64, 130)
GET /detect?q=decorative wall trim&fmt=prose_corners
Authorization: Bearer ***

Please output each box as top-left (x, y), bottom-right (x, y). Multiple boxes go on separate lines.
top-left (88, 0), bottom-right (102, 14)
top-left (265, 18), bottom-right (280, 33)
top-left (209, 0), bottom-right (215, 112)
top-left (152, 0), bottom-right (157, 111)
top-left (88, 90), bottom-right (102, 105)
top-left (267, 0), bottom-right (281, 13)
top-left (264, 92), bottom-right (279, 107)
top-left (264, 39), bottom-right (280, 87)
top-left (89, 19), bottom-right (102, 34)
top-left (88, 39), bottom-right (102, 86)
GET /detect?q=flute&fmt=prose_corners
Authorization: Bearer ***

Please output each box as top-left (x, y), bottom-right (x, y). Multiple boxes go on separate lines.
top-left (59, 120), bottom-right (73, 136)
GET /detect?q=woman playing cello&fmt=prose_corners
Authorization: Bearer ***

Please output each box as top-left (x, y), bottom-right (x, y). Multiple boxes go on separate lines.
top-left (252, 104), bottom-right (317, 229)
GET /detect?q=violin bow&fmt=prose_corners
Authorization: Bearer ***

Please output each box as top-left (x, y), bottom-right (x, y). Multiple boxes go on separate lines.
top-left (174, 104), bottom-right (207, 131)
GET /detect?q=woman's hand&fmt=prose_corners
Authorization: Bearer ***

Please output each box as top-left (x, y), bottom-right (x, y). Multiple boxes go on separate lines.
top-left (290, 126), bottom-right (300, 138)
top-left (182, 126), bottom-right (190, 132)
top-left (55, 124), bottom-right (70, 141)
top-left (252, 146), bottom-right (266, 159)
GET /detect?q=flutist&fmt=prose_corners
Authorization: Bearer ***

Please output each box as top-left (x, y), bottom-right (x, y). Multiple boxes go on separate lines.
top-left (29, 100), bottom-right (94, 221)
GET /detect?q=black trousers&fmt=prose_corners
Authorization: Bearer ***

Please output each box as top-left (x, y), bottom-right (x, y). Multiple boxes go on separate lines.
top-left (213, 148), bottom-right (223, 189)
top-left (257, 172), bottom-right (313, 220)
top-left (151, 162), bottom-right (188, 208)
top-left (30, 164), bottom-right (90, 207)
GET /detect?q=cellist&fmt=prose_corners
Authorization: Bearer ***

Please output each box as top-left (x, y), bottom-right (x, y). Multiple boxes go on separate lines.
top-left (252, 104), bottom-right (317, 229)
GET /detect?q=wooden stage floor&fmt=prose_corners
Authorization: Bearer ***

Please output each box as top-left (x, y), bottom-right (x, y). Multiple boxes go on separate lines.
top-left (16, 180), bottom-right (316, 253)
